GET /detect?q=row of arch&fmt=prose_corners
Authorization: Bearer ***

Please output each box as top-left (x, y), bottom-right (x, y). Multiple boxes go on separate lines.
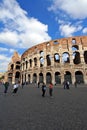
top-left (22, 50), bottom-right (87, 70)
top-left (22, 71), bottom-right (84, 84)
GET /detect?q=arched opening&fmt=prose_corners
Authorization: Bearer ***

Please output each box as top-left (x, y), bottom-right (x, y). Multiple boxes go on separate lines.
top-left (33, 73), bottom-right (37, 83)
top-left (46, 72), bottom-right (51, 84)
top-left (73, 52), bottom-right (81, 64)
top-left (28, 74), bottom-right (30, 83)
top-left (25, 61), bottom-right (28, 69)
top-left (40, 57), bottom-right (44, 67)
top-left (16, 61), bottom-right (20, 64)
top-left (16, 65), bottom-right (20, 69)
top-left (54, 53), bottom-right (60, 63)
top-left (55, 72), bottom-right (61, 84)
top-left (64, 71), bottom-right (72, 83)
top-left (84, 51), bottom-right (87, 64)
top-left (72, 45), bottom-right (79, 51)
top-left (15, 71), bottom-right (20, 83)
top-left (62, 52), bottom-right (70, 63)
top-left (75, 71), bottom-right (84, 83)
top-left (46, 55), bottom-right (51, 66)
top-left (34, 58), bottom-right (37, 67)
top-left (11, 64), bottom-right (14, 70)
top-left (39, 73), bottom-right (43, 83)
top-left (29, 59), bottom-right (32, 67)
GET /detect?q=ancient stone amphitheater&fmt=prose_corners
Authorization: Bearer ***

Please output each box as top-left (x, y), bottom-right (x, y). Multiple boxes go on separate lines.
top-left (21, 35), bottom-right (87, 85)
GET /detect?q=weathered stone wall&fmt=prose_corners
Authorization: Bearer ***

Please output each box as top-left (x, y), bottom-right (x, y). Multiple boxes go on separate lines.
top-left (21, 36), bottom-right (87, 84)
top-left (5, 52), bottom-right (21, 84)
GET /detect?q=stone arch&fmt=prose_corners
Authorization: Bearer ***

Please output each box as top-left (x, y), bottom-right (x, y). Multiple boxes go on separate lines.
top-left (15, 71), bottom-right (20, 83)
top-left (46, 72), bottom-right (52, 84)
top-left (28, 74), bottom-right (30, 83)
top-left (75, 71), bottom-right (84, 83)
top-left (25, 61), bottom-right (28, 69)
top-left (64, 71), bottom-right (72, 83)
top-left (73, 52), bottom-right (81, 64)
top-left (84, 51), bottom-right (87, 64)
top-left (33, 73), bottom-right (37, 83)
top-left (72, 45), bottom-right (79, 51)
top-left (34, 57), bottom-right (37, 67)
top-left (54, 53), bottom-right (60, 63)
top-left (39, 73), bottom-right (43, 83)
top-left (55, 72), bottom-right (61, 84)
top-left (16, 65), bottom-right (20, 69)
top-left (11, 64), bottom-right (14, 70)
top-left (46, 55), bottom-right (51, 66)
top-left (72, 38), bottom-right (76, 44)
top-left (62, 52), bottom-right (70, 63)
top-left (40, 57), bottom-right (44, 67)
top-left (16, 61), bottom-right (20, 64)
top-left (29, 59), bottom-right (32, 67)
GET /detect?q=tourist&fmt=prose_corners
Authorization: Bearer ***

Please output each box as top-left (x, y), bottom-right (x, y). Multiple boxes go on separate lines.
top-left (38, 82), bottom-right (40, 88)
top-left (49, 82), bottom-right (53, 96)
top-left (4, 82), bottom-right (9, 95)
top-left (12, 83), bottom-right (19, 94)
top-left (42, 82), bottom-right (46, 97)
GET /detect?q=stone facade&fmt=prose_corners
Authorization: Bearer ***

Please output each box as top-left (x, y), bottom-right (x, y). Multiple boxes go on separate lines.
top-left (21, 36), bottom-right (87, 85)
top-left (5, 51), bottom-right (21, 84)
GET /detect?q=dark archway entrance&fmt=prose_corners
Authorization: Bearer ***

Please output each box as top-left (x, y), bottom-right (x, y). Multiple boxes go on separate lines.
top-left (55, 72), bottom-right (61, 84)
top-left (15, 72), bottom-right (20, 83)
top-left (64, 71), bottom-right (72, 83)
top-left (33, 73), bottom-right (37, 83)
top-left (46, 72), bottom-right (51, 84)
top-left (39, 73), bottom-right (43, 83)
top-left (75, 71), bottom-right (84, 83)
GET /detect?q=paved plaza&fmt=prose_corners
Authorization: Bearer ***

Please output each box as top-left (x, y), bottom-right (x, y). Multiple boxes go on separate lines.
top-left (0, 84), bottom-right (87, 130)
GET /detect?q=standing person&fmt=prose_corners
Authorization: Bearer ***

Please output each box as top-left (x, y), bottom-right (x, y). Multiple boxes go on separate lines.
top-left (42, 82), bottom-right (46, 97)
top-left (49, 82), bottom-right (53, 96)
top-left (66, 81), bottom-right (70, 89)
top-left (4, 82), bottom-right (9, 95)
top-left (38, 82), bottom-right (40, 88)
top-left (12, 83), bottom-right (19, 94)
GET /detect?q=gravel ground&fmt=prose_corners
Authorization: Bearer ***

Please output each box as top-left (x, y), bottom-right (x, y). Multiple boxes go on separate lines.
top-left (0, 84), bottom-right (87, 130)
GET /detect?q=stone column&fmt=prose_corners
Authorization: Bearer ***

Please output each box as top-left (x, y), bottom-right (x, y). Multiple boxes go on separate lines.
top-left (43, 72), bottom-right (46, 84)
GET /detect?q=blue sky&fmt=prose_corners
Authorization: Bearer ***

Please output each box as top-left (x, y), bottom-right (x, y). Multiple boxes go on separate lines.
top-left (0, 0), bottom-right (87, 72)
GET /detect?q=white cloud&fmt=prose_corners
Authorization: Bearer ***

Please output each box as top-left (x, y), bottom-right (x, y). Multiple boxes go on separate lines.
top-left (0, 47), bottom-right (15, 53)
top-left (48, 0), bottom-right (87, 19)
top-left (82, 28), bottom-right (87, 33)
top-left (0, 54), bottom-right (11, 72)
top-left (59, 23), bottom-right (82, 37)
top-left (0, 0), bottom-right (51, 49)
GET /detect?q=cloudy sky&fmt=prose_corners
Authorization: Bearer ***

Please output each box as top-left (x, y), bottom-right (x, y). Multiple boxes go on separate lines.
top-left (0, 0), bottom-right (87, 72)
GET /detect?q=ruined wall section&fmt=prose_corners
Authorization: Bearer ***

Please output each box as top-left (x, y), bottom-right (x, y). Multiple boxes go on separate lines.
top-left (21, 36), bottom-right (87, 84)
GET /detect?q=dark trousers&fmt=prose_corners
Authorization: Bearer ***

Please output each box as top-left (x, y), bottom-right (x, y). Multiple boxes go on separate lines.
top-left (42, 90), bottom-right (46, 97)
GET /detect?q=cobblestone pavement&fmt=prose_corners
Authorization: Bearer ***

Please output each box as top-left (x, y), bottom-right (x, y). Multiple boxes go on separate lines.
top-left (0, 84), bottom-right (87, 130)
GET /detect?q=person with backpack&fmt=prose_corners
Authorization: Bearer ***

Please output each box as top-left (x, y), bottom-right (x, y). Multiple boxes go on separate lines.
top-left (42, 82), bottom-right (46, 97)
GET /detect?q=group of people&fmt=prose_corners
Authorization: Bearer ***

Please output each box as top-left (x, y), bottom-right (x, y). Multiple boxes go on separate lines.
top-left (42, 82), bottom-right (53, 97)
top-left (3, 81), bottom-right (20, 95)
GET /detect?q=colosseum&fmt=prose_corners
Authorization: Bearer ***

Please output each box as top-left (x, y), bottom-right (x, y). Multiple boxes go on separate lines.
top-left (21, 35), bottom-right (87, 85)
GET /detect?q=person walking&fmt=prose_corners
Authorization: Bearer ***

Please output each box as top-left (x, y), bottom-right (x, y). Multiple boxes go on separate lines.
top-left (12, 83), bottom-right (19, 94)
top-left (49, 82), bottom-right (53, 96)
top-left (4, 82), bottom-right (9, 95)
top-left (42, 82), bottom-right (46, 97)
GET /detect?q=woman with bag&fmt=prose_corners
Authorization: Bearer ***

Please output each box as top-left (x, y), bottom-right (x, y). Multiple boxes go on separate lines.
top-left (49, 82), bottom-right (53, 96)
